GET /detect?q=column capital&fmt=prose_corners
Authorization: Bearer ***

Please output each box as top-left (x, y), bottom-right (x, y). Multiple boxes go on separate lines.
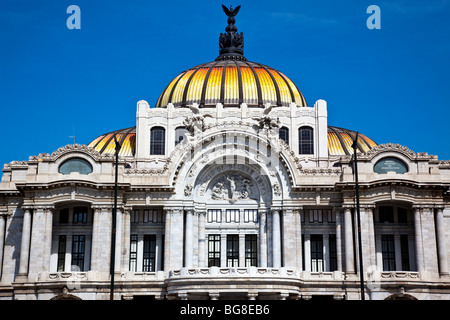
top-left (163, 206), bottom-right (184, 214)
top-left (412, 204), bottom-right (434, 210)
top-left (0, 210), bottom-right (12, 217)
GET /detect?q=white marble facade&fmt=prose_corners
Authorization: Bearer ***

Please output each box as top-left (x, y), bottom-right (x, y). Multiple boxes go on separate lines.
top-left (0, 97), bottom-right (449, 301)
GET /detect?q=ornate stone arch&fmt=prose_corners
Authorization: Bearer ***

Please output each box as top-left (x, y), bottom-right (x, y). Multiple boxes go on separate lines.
top-left (170, 127), bottom-right (292, 201)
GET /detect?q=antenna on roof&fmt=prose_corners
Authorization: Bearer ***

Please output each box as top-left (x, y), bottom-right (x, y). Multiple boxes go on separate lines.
top-left (69, 126), bottom-right (76, 144)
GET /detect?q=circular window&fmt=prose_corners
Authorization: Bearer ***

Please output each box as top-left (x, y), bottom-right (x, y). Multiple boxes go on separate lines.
top-left (374, 157), bottom-right (408, 174)
top-left (59, 158), bottom-right (93, 175)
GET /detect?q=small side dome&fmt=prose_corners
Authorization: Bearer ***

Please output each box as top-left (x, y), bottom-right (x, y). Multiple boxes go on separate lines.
top-left (327, 126), bottom-right (377, 156)
top-left (87, 127), bottom-right (136, 157)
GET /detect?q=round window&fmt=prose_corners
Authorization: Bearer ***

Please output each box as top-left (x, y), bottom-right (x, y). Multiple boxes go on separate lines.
top-left (374, 157), bottom-right (408, 174)
top-left (59, 158), bottom-right (93, 175)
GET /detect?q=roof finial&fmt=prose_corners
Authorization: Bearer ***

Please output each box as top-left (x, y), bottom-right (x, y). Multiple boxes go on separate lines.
top-left (216, 4), bottom-right (246, 61)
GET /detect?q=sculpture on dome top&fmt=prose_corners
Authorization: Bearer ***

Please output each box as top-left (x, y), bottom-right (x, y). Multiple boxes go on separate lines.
top-left (216, 4), bottom-right (246, 61)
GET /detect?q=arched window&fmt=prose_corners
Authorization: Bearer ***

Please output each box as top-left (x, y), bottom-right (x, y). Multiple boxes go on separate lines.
top-left (175, 126), bottom-right (188, 146)
top-left (299, 126), bottom-right (314, 154)
top-left (59, 158), bottom-right (93, 175)
top-left (279, 126), bottom-right (289, 145)
top-left (150, 126), bottom-right (165, 155)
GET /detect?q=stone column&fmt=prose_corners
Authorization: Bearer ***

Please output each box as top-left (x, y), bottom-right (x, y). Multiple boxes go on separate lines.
top-left (323, 234), bottom-right (330, 271)
top-left (239, 234), bottom-right (245, 267)
top-left (122, 209), bottom-right (131, 272)
top-left (91, 206), bottom-right (112, 275)
top-left (156, 234), bottom-right (163, 271)
top-left (221, 234), bottom-right (227, 267)
top-left (304, 234), bottom-right (311, 271)
top-left (29, 206), bottom-right (54, 277)
top-left (422, 206), bottom-right (439, 274)
top-left (344, 207), bottom-right (355, 274)
top-left (435, 207), bottom-right (449, 276)
top-left (198, 210), bottom-right (206, 267)
top-left (334, 207), bottom-right (343, 272)
top-left (184, 209), bottom-right (194, 268)
top-left (17, 208), bottom-right (36, 279)
top-left (413, 206), bottom-right (425, 273)
top-left (0, 213), bottom-right (6, 280)
top-left (295, 208), bottom-right (303, 270)
top-left (361, 205), bottom-right (376, 271)
top-left (272, 208), bottom-right (281, 268)
top-left (258, 209), bottom-right (267, 267)
top-left (164, 209), bottom-right (171, 272)
top-left (164, 207), bottom-right (184, 270)
top-left (282, 208), bottom-right (296, 268)
top-left (115, 208), bottom-right (123, 273)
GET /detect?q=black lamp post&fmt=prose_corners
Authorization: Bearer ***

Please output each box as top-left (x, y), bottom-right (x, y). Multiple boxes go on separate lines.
top-left (351, 132), bottom-right (365, 300)
top-left (110, 134), bottom-right (122, 300)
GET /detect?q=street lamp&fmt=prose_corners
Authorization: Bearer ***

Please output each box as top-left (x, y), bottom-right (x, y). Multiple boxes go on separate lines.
top-left (110, 134), bottom-right (122, 300)
top-left (351, 132), bottom-right (365, 300)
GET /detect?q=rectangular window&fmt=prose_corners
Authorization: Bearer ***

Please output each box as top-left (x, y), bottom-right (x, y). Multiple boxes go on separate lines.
top-left (151, 209), bottom-right (162, 222)
top-left (150, 127), bottom-right (165, 155)
top-left (326, 209), bottom-right (335, 223)
top-left (71, 235), bottom-right (85, 271)
top-left (73, 207), bottom-right (88, 224)
top-left (379, 206), bottom-right (394, 223)
top-left (398, 207), bottom-right (408, 223)
top-left (226, 209), bottom-right (240, 223)
top-left (381, 235), bottom-right (396, 271)
top-left (227, 235), bottom-right (239, 267)
top-left (299, 127), bottom-right (314, 154)
top-left (57, 235), bottom-right (66, 272)
top-left (143, 235), bottom-right (156, 272)
top-left (244, 209), bottom-right (258, 223)
top-left (129, 234), bottom-right (138, 272)
top-left (143, 210), bottom-right (150, 223)
top-left (329, 234), bottom-right (337, 272)
top-left (207, 209), bottom-right (221, 223)
top-left (400, 234), bottom-right (410, 271)
top-left (245, 235), bottom-right (257, 267)
top-left (208, 235), bottom-right (221, 267)
top-left (59, 209), bottom-right (69, 224)
top-left (131, 210), bottom-right (140, 223)
top-left (308, 209), bottom-right (323, 223)
top-left (310, 235), bottom-right (324, 272)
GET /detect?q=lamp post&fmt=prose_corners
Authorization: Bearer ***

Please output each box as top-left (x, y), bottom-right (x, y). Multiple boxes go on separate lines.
top-left (351, 132), bottom-right (365, 300)
top-left (110, 134), bottom-right (122, 300)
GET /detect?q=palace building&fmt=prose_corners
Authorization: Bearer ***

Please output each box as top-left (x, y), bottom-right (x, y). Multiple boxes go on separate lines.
top-left (0, 5), bottom-right (449, 300)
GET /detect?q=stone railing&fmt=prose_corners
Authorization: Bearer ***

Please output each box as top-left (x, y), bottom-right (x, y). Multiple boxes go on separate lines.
top-left (169, 267), bottom-right (299, 278)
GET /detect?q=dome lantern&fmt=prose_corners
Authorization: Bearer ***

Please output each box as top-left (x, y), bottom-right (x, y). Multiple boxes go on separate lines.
top-left (216, 5), bottom-right (247, 61)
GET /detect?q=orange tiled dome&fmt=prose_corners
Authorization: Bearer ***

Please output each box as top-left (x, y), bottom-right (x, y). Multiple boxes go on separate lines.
top-left (155, 60), bottom-right (307, 108)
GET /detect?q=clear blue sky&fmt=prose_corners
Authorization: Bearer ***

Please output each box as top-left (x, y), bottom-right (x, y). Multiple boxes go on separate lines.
top-left (1, 0), bottom-right (449, 168)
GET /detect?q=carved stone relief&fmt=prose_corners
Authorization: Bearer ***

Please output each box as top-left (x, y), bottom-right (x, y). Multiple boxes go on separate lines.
top-left (209, 173), bottom-right (257, 203)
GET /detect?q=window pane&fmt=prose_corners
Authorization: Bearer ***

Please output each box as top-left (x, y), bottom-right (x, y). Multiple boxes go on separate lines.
top-left (59, 158), bottom-right (93, 175)
top-left (400, 235), bottom-right (410, 271)
top-left (279, 127), bottom-right (289, 144)
top-left (310, 235), bottom-right (323, 272)
top-left (71, 235), bottom-right (85, 271)
top-left (245, 235), bottom-right (257, 267)
top-left (227, 235), bottom-right (239, 267)
top-left (143, 235), bottom-right (156, 272)
top-left (150, 127), bottom-right (165, 155)
top-left (381, 235), bottom-right (396, 271)
top-left (299, 127), bottom-right (314, 154)
top-left (57, 235), bottom-right (66, 272)
top-left (208, 235), bottom-right (221, 267)
top-left (129, 235), bottom-right (138, 272)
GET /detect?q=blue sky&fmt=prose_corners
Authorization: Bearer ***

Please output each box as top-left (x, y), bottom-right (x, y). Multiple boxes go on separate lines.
top-left (1, 0), bottom-right (449, 168)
